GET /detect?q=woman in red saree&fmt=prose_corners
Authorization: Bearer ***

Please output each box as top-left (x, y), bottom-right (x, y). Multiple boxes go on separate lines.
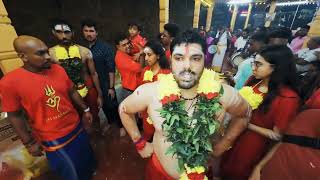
top-left (140, 40), bottom-right (170, 141)
top-left (220, 45), bottom-right (301, 180)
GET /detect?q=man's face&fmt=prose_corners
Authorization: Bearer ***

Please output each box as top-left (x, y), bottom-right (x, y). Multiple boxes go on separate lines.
top-left (52, 24), bottom-right (73, 46)
top-left (82, 25), bottom-right (97, 42)
top-left (117, 38), bottom-right (131, 54)
top-left (268, 38), bottom-right (288, 46)
top-left (248, 39), bottom-right (263, 54)
top-left (128, 26), bottom-right (139, 38)
top-left (161, 30), bottom-right (172, 46)
top-left (21, 41), bottom-right (52, 70)
top-left (171, 43), bottom-right (204, 89)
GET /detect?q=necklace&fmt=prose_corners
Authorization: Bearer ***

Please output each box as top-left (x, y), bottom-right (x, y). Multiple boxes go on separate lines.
top-left (181, 94), bottom-right (199, 100)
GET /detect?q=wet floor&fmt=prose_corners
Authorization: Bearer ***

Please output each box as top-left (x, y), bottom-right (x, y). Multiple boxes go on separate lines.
top-left (34, 125), bottom-right (147, 180)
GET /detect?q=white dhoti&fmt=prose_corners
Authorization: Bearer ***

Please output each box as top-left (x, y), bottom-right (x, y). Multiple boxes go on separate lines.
top-left (212, 32), bottom-right (228, 72)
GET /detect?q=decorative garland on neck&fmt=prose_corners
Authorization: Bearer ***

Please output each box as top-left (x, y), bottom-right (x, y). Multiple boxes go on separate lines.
top-left (158, 69), bottom-right (223, 180)
top-left (239, 80), bottom-right (265, 110)
top-left (54, 45), bottom-right (88, 97)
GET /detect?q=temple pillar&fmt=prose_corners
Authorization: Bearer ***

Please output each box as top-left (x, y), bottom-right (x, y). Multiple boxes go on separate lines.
top-left (159, 0), bottom-right (169, 32)
top-left (244, 3), bottom-right (252, 29)
top-left (193, 0), bottom-right (201, 28)
top-left (0, 0), bottom-right (22, 75)
top-left (230, 5), bottom-right (238, 32)
top-left (265, 0), bottom-right (276, 27)
top-left (205, 0), bottom-right (215, 32)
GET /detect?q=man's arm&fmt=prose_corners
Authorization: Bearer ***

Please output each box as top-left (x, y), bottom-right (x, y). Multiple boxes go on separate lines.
top-left (249, 143), bottom-right (281, 180)
top-left (119, 84), bottom-right (151, 142)
top-left (68, 87), bottom-right (93, 127)
top-left (86, 52), bottom-right (103, 97)
top-left (8, 111), bottom-right (43, 156)
top-left (213, 84), bottom-right (251, 157)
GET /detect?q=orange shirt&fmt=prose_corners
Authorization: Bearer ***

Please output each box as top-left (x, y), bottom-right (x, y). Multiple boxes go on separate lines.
top-left (115, 50), bottom-right (142, 91)
top-left (165, 49), bottom-right (171, 62)
top-left (0, 64), bottom-right (80, 141)
top-left (130, 34), bottom-right (146, 54)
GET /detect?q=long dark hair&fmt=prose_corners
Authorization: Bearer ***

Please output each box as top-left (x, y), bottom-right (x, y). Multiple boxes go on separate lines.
top-left (247, 45), bottom-right (300, 112)
top-left (145, 40), bottom-right (170, 69)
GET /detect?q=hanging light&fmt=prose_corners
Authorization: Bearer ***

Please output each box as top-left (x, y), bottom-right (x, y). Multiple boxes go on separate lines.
top-left (276, 0), bottom-right (310, 6)
top-left (227, 0), bottom-right (253, 5)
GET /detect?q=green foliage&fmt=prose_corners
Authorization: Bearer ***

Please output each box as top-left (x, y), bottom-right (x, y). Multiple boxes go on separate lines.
top-left (59, 57), bottom-right (84, 86)
top-left (160, 93), bottom-right (223, 172)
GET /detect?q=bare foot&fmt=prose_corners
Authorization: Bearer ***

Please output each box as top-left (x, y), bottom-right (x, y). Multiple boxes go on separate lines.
top-left (119, 128), bottom-right (126, 137)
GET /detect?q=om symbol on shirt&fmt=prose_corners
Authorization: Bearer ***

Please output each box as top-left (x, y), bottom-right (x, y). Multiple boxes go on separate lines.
top-left (44, 85), bottom-right (61, 112)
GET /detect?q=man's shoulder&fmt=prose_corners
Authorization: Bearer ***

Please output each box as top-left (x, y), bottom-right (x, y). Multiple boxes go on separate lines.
top-left (136, 81), bottom-right (159, 95)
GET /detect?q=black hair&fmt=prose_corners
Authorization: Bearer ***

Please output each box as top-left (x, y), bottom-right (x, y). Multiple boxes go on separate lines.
top-left (247, 45), bottom-right (300, 112)
top-left (300, 61), bottom-right (320, 102)
top-left (250, 31), bottom-right (268, 44)
top-left (170, 30), bottom-right (206, 55)
top-left (128, 22), bottom-right (142, 32)
top-left (268, 27), bottom-right (292, 40)
top-left (145, 40), bottom-right (170, 69)
top-left (243, 28), bottom-right (250, 34)
top-left (114, 33), bottom-right (128, 45)
top-left (164, 23), bottom-right (180, 38)
top-left (51, 18), bottom-right (73, 31)
top-left (81, 18), bottom-right (98, 31)
top-left (302, 25), bottom-right (310, 30)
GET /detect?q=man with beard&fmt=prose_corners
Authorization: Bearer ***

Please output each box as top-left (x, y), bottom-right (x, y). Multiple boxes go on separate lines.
top-left (49, 19), bottom-right (103, 132)
top-left (81, 19), bottom-right (124, 135)
top-left (0, 36), bottom-right (96, 180)
top-left (119, 30), bottom-right (251, 179)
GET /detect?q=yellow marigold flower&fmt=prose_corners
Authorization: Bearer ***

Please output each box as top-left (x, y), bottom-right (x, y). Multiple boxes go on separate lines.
top-left (179, 172), bottom-right (189, 180)
top-left (197, 69), bottom-right (221, 95)
top-left (77, 86), bottom-right (88, 98)
top-left (158, 73), bottom-right (180, 100)
top-left (55, 45), bottom-right (81, 60)
top-left (68, 45), bottom-right (81, 59)
top-left (55, 46), bottom-right (69, 60)
top-left (146, 117), bottom-right (153, 125)
top-left (143, 70), bottom-right (154, 82)
top-left (194, 166), bottom-right (205, 174)
top-left (239, 86), bottom-right (264, 110)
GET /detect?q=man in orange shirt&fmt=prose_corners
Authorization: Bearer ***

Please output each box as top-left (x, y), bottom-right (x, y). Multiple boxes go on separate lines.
top-left (0, 36), bottom-right (95, 180)
top-left (115, 33), bottom-right (143, 103)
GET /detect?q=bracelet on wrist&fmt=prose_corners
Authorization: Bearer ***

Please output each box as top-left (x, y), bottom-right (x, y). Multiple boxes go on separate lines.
top-left (83, 107), bottom-right (90, 113)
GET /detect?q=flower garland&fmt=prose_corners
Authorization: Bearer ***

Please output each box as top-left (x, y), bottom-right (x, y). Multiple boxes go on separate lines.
top-left (54, 45), bottom-right (88, 97)
top-left (143, 70), bottom-right (154, 82)
top-left (239, 82), bottom-right (265, 110)
top-left (158, 69), bottom-right (223, 180)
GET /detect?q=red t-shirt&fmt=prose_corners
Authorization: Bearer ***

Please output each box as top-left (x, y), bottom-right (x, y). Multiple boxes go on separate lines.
top-left (0, 64), bottom-right (80, 141)
top-left (165, 49), bottom-right (171, 62)
top-left (130, 34), bottom-right (146, 54)
top-left (115, 50), bottom-right (142, 91)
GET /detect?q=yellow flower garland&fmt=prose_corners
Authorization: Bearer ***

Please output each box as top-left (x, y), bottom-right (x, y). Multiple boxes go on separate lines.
top-left (143, 70), bottom-right (154, 82)
top-left (55, 45), bottom-right (81, 60)
top-left (158, 73), bottom-right (181, 100)
top-left (197, 69), bottom-right (222, 95)
top-left (239, 86), bottom-right (264, 110)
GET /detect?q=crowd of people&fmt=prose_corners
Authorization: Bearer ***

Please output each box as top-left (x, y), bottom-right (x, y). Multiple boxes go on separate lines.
top-left (0, 17), bottom-right (319, 180)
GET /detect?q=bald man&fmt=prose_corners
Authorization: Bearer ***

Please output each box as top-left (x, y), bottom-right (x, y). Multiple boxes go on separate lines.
top-left (0, 35), bottom-right (96, 180)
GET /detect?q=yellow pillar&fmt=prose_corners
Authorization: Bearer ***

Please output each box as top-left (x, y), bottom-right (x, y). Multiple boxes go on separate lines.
top-left (159, 0), bottom-right (169, 32)
top-left (193, 0), bottom-right (201, 28)
top-left (265, 0), bottom-right (276, 27)
top-left (302, 9), bottom-right (320, 48)
top-left (230, 5), bottom-right (238, 32)
top-left (0, 0), bottom-right (23, 74)
top-left (205, 1), bottom-right (215, 32)
top-left (244, 3), bottom-right (252, 29)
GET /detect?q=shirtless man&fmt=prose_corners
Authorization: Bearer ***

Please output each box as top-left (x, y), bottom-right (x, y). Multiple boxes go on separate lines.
top-left (119, 30), bottom-right (251, 179)
top-left (49, 19), bottom-right (103, 131)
